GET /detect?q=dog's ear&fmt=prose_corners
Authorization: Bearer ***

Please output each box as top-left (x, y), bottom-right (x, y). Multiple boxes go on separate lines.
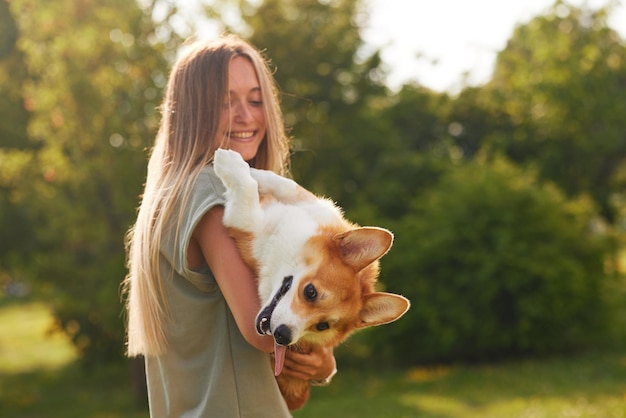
top-left (334, 227), bottom-right (393, 271)
top-left (357, 292), bottom-right (410, 328)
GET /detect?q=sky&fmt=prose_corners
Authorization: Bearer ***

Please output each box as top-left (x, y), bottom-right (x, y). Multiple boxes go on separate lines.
top-left (180, 0), bottom-right (626, 93)
top-left (362, 0), bottom-right (626, 92)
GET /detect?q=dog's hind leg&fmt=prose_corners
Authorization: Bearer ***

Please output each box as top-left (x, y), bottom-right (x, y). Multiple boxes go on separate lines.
top-left (213, 149), bottom-right (264, 233)
top-left (250, 168), bottom-right (316, 204)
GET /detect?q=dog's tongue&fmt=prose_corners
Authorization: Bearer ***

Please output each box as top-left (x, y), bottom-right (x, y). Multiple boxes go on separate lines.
top-left (274, 341), bottom-right (286, 376)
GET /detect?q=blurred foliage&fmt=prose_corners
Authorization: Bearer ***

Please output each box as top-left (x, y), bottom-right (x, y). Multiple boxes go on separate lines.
top-left (1, 0), bottom-right (625, 367)
top-left (481, 1), bottom-right (626, 223)
top-left (1, 0), bottom-right (178, 364)
top-left (376, 156), bottom-right (609, 364)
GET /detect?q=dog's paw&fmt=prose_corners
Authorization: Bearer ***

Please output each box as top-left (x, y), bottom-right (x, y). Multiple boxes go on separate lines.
top-left (214, 148), bottom-right (251, 187)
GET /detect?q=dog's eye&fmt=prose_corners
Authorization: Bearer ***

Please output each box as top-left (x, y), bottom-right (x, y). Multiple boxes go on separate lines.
top-left (316, 322), bottom-right (330, 331)
top-left (304, 284), bottom-right (317, 302)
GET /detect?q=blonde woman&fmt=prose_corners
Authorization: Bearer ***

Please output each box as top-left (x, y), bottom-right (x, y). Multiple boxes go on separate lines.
top-left (123, 35), bottom-right (336, 417)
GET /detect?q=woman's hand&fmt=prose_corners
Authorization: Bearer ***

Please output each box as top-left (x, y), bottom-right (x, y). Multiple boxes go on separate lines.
top-left (281, 345), bottom-right (336, 382)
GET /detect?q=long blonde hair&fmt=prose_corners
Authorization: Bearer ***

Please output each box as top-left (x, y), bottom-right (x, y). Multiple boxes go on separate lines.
top-left (123, 35), bottom-right (289, 357)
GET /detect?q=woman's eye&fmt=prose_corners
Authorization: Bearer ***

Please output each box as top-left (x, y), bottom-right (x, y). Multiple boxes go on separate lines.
top-left (304, 284), bottom-right (317, 302)
top-left (316, 322), bottom-right (330, 331)
top-left (249, 100), bottom-right (263, 106)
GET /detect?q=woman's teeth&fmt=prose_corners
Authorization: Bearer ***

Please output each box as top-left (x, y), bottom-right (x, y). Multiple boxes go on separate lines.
top-left (230, 131), bottom-right (254, 139)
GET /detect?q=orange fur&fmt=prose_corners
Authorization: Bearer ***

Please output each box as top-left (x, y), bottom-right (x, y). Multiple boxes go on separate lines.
top-left (245, 223), bottom-right (405, 410)
top-left (272, 228), bottom-right (383, 409)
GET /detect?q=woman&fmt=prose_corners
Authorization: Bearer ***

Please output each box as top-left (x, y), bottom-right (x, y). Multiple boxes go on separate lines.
top-left (123, 35), bottom-right (336, 417)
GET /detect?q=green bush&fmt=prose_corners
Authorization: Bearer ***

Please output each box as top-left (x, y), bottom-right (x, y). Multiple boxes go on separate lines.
top-left (375, 157), bottom-right (609, 364)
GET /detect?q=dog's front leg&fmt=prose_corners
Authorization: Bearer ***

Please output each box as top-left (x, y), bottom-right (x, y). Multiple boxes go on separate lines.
top-left (213, 149), bottom-right (263, 233)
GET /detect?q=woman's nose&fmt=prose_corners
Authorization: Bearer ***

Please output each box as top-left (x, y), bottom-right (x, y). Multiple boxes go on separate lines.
top-left (232, 101), bottom-right (253, 122)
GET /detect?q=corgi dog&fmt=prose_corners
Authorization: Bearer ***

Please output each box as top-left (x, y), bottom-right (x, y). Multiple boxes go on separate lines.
top-left (213, 149), bottom-right (410, 410)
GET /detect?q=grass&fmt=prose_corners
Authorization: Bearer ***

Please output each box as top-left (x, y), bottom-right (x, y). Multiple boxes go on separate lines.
top-left (0, 300), bottom-right (147, 418)
top-left (295, 353), bottom-right (626, 418)
top-left (2, 300), bottom-right (626, 417)
top-left (0, 301), bottom-right (76, 373)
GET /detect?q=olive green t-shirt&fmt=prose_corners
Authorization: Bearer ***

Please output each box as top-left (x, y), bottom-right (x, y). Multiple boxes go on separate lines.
top-left (145, 165), bottom-right (291, 417)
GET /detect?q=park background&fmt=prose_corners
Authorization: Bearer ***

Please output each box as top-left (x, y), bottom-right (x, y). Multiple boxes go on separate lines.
top-left (2, 0), bottom-right (626, 416)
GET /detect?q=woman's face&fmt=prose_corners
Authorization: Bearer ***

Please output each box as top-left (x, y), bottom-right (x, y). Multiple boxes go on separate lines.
top-left (218, 56), bottom-right (266, 162)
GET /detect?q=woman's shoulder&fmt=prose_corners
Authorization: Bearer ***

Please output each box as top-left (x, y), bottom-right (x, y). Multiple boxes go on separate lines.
top-left (180, 165), bottom-right (227, 222)
top-left (192, 164), bottom-right (226, 198)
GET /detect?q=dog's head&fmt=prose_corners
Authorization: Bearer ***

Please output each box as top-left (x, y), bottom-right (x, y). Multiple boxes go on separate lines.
top-left (256, 226), bottom-right (410, 369)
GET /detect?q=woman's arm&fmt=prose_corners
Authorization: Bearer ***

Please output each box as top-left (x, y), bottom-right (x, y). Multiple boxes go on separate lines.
top-left (192, 205), bottom-right (274, 353)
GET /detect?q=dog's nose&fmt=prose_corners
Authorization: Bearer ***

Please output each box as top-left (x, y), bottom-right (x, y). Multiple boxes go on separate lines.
top-left (273, 325), bottom-right (292, 346)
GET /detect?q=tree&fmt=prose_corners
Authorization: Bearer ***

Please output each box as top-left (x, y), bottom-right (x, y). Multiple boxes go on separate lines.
top-left (348, 84), bottom-right (454, 221)
top-left (485, 1), bottom-right (626, 223)
top-left (0, 1), bottom-right (33, 280)
top-left (2, 0), bottom-right (178, 364)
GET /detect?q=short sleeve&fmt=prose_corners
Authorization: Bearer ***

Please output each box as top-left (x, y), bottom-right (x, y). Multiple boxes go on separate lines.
top-left (160, 165), bottom-right (227, 282)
